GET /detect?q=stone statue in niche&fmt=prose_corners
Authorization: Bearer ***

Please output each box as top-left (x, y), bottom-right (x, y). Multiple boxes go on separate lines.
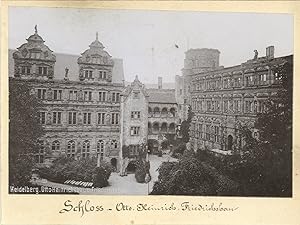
top-left (78, 112), bottom-right (83, 124)
top-left (254, 50), bottom-right (258, 60)
top-left (79, 67), bottom-right (84, 81)
top-left (105, 113), bottom-right (111, 125)
top-left (44, 51), bottom-right (49, 58)
top-left (64, 67), bottom-right (69, 80)
top-left (46, 112), bottom-right (52, 125)
top-left (21, 48), bottom-right (28, 57)
top-left (48, 68), bottom-right (54, 79)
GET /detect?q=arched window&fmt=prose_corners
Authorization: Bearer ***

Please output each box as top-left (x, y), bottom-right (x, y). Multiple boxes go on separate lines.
top-left (154, 107), bottom-right (160, 114)
top-left (170, 108), bottom-right (176, 117)
top-left (97, 140), bottom-right (105, 160)
top-left (51, 140), bottom-right (60, 152)
top-left (153, 122), bottom-right (159, 133)
top-left (82, 140), bottom-right (90, 158)
top-left (148, 122), bottom-right (152, 134)
top-left (35, 140), bottom-right (45, 163)
top-left (161, 107), bottom-right (168, 115)
top-left (161, 123), bottom-right (168, 133)
top-left (169, 123), bottom-right (175, 133)
top-left (67, 140), bottom-right (76, 158)
top-left (111, 140), bottom-right (118, 149)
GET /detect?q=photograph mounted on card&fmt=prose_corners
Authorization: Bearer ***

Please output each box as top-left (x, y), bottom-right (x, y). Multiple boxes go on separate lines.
top-left (7, 6), bottom-right (293, 197)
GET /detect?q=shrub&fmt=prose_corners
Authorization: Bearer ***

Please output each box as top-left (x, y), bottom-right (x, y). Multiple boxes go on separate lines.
top-left (37, 155), bottom-right (112, 188)
top-left (9, 154), bottom-right (34, 187)
top-left (172, 143), bottom-right (186, 157)
top-left (135, 160), bottom-right (150, 183)
top-left (151, 151), bottom-right (218, 195)
top-left (151, 150), bottom-right (240, 196)
top-left (92, 166), bottom-right (111, 188)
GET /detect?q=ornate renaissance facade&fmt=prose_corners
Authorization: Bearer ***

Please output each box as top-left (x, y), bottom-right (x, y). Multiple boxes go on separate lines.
top-left (10, 27), bottom-right (179, 171)
top-left (188, 46), bottom-right (292, 154)
top-left (10, 27), bottom-right (123, 169)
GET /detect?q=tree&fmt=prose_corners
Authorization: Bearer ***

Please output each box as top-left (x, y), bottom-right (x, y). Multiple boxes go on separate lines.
top-left (9, 80), bottom-right (45, 186)
top-left (180, 106), bottom-right (194, 143)
top-left (237, 57), bottom-right (293, 196)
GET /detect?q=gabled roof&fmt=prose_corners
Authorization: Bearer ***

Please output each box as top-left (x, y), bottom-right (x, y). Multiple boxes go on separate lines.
top-left (8, 49), bottom-right (125, 83)
top-left (147, 88), bottom-right (177, 104)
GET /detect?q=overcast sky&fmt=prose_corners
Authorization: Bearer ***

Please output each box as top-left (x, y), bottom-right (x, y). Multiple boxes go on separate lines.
top-left (8, 7), bottom-right (293, 84)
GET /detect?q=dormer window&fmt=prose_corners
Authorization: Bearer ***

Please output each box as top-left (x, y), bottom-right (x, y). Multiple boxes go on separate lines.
top-left (84, 70), bottom-right (93, 79)
top-left (133, 91), bottom-right (139, 99)
top-left (21, 66), bottom-right (31, 75)
top-left (38, 66), bottom-right (48, 75)
top-left (99, 70), bottom-right (107, 79)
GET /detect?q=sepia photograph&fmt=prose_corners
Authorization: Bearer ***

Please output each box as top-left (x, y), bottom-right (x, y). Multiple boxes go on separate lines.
top-left (8, 6), bottom-right (293, 197)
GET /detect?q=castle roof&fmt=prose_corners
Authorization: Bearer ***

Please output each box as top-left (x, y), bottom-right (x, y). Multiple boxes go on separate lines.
top-left (147, 89), bottom-right (177, 104)
top-left (8, 49), bottom-right (125, 83)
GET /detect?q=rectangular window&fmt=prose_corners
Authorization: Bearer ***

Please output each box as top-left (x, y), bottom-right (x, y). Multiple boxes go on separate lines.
top-left (111, 93), bottom-right (120, 102)
top-left (98, 91), bottom-right (107, 102)
top-left (38, 112), bottom-right (46, 124)
top-left (97, 113), bottom-right (105, 125)
top-left (53, 90), bottom-right (62, 100)
top-left (83, 112), bottom-right (92, 125)
top-left (84, 91), bottom-right (92, 101)
top-left (52, 112), bottom-right (62, 124)
top-left (69, 90), bottom-right (78, 101)
top-left (130, 127), bottom-right (140, 136)
top-left (37, 89), bottom-right (46, 99)
top-left (68, 112), bottom-right (77, 125)
top-left (21, 66), bottom-right (31, 75)
top-left (111, 113), bottom-right (119, 125)
top-left (215, 126), bottom-right (219, 143)
top-left (131, 111), bottom-right (141, 119)
top-left (224, 100), bottom-right (228, 112)
top-left (205, 125), bottom-right (210, 140)
top-left (38, 66), bottom-right (48, 75)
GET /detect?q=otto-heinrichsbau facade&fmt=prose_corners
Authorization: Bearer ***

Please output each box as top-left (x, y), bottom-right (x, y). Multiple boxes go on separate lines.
top-left (10, 27), bottom-right (179, 171)
top-left (187, 46), bottom-right (292, 155)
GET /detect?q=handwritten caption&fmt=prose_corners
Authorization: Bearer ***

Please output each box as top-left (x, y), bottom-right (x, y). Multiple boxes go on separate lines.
top-left (59, 200), bottom-right (239, 217)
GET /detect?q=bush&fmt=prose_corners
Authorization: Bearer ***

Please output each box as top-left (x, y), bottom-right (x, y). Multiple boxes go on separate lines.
top-left (151, 151), bottom-right (218, 195)
top-left (9, 154), bottom-right (34, 187)
top-left (151, 150), bottom-right (240, 196)
top-left (37, 155), bottom-right (113, 188)
top-left (92, 166), bottom-right (112, 188)
top-left (135, 160), bottom-right (150, 183)
top-left (172, 143), bottom-right (186, 157)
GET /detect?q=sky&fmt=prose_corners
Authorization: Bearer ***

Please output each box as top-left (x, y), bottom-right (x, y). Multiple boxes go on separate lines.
top-left (8, 7), bottom-right (293, 84)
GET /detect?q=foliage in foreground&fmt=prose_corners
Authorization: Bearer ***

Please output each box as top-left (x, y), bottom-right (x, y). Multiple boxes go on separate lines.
top-left (9, 80), bottom-right (44, 186)
top-left (151, 150), bottom-right (240, 195)
top-left (38, 156), bottom-right (113, 188)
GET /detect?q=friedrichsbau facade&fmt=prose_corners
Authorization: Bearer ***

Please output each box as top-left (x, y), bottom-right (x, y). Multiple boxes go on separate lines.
top-left (9, 27), bottom-right (179, 171)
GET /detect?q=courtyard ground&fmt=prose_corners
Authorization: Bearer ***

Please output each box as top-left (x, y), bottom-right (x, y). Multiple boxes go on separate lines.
top-left (34, 154), bottom-right (177, 195)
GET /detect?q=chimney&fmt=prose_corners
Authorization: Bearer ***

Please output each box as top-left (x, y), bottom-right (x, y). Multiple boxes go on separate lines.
top-left (266, 46), bottom-right (275, 59)
top-left (158, 76), bottom-right (162, 89)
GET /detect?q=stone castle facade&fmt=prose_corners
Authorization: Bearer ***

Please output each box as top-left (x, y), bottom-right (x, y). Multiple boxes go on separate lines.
top-left (10, 27), bottom-right (179, 171)
top-left (178, 46), bottom-right (292, 155)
